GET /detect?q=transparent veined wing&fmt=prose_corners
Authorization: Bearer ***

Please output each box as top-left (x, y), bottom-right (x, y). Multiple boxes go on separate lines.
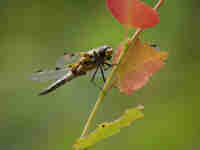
top-left (56, 51), bottom-right (82, 69)
top-left (29, 68), bottom-right (69, 82)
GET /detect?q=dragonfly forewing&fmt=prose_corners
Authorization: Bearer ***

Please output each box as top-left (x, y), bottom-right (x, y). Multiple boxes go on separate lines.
top-left (56, 52), bottom-right (81, 69)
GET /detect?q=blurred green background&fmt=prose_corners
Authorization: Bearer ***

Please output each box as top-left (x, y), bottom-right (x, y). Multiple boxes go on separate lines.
top-left (0, 0), bottom-right (200, 150)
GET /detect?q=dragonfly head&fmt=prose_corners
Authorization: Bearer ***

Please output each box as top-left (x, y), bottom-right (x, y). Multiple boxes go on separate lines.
top-left (99, 45), bottom-right (113, 60)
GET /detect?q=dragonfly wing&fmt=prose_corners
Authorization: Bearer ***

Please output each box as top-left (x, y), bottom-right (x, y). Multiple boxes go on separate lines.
top-left (29, 69), bottom-right (68, 82)
top-left (56, 52), bottom-right (80, 69)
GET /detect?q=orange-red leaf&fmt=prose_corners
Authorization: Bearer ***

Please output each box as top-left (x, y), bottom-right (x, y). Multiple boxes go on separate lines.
top-left (106, 0), bottom-right (160, 29)
top-left (114, 38), bottom-right (168, 95)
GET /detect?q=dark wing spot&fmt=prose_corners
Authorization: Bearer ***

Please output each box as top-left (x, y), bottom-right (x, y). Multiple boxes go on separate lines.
top-left (101, 124), bottom-right (106, 128)
top-left (150, 44), bottom-right (157, 48)
top-left (35, 69), bottom-right (43, 73)
top-left (55, 67), bottom-right (61, 70)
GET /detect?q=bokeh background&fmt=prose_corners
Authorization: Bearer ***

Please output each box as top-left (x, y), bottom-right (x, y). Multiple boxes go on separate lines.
top-left (1, 0), bottom-right (200, 150)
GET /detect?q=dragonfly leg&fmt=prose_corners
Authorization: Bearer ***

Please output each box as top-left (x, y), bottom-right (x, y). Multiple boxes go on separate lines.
top-left (105, 62), bottom-right (118, 67)
top-left (90, 64), bottom-right (99, 82)
top-left (103, 62), bottom-right (116, 71)
top-left (90, 65), bottom-right (103, 90)
top-left (100, 64), bottom-right (106, 83)
top-left (104, 62), bottom-right (113, 67)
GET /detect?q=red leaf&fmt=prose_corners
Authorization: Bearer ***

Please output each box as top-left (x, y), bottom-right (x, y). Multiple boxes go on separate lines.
top-left (106, 0), bottom-right (160, 29)
top-left (113, 38), bottom-right (168, 95)
top-left (118, 60), bottom-right (164, 94)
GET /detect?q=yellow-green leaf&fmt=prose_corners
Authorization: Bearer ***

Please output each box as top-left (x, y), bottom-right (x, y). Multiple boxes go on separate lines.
top-left (73, 105), bottom-right (144, 149)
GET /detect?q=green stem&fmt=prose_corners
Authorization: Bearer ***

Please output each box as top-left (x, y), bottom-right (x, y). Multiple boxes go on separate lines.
top-left (80, 30), bottom-right (141, 139)
top-left (78, 0), bottom-right (164, 146)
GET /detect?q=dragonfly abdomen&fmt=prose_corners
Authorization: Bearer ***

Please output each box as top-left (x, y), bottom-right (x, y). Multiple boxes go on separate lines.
top-left (39, 71), bottom-right (75, 95)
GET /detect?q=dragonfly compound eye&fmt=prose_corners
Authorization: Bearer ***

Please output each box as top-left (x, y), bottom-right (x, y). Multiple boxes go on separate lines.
top-left (105, 47), bottom-right (113, 55)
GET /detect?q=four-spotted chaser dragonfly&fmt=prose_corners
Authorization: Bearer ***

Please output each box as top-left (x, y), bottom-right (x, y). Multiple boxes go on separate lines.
top-left (29, 46), bottom-right (113, 95)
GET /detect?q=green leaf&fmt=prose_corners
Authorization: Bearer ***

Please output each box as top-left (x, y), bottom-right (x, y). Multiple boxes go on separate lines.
top-left (73, 105), bottom-right (144, 149)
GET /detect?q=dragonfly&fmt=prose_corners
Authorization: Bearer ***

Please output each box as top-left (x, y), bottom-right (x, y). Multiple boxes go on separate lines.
top-left (29, 45), bottom-right (113, 95)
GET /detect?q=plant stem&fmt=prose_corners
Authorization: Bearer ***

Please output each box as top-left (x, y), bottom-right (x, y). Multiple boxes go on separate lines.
top-left (78, 0), bottom-right (164, 148)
